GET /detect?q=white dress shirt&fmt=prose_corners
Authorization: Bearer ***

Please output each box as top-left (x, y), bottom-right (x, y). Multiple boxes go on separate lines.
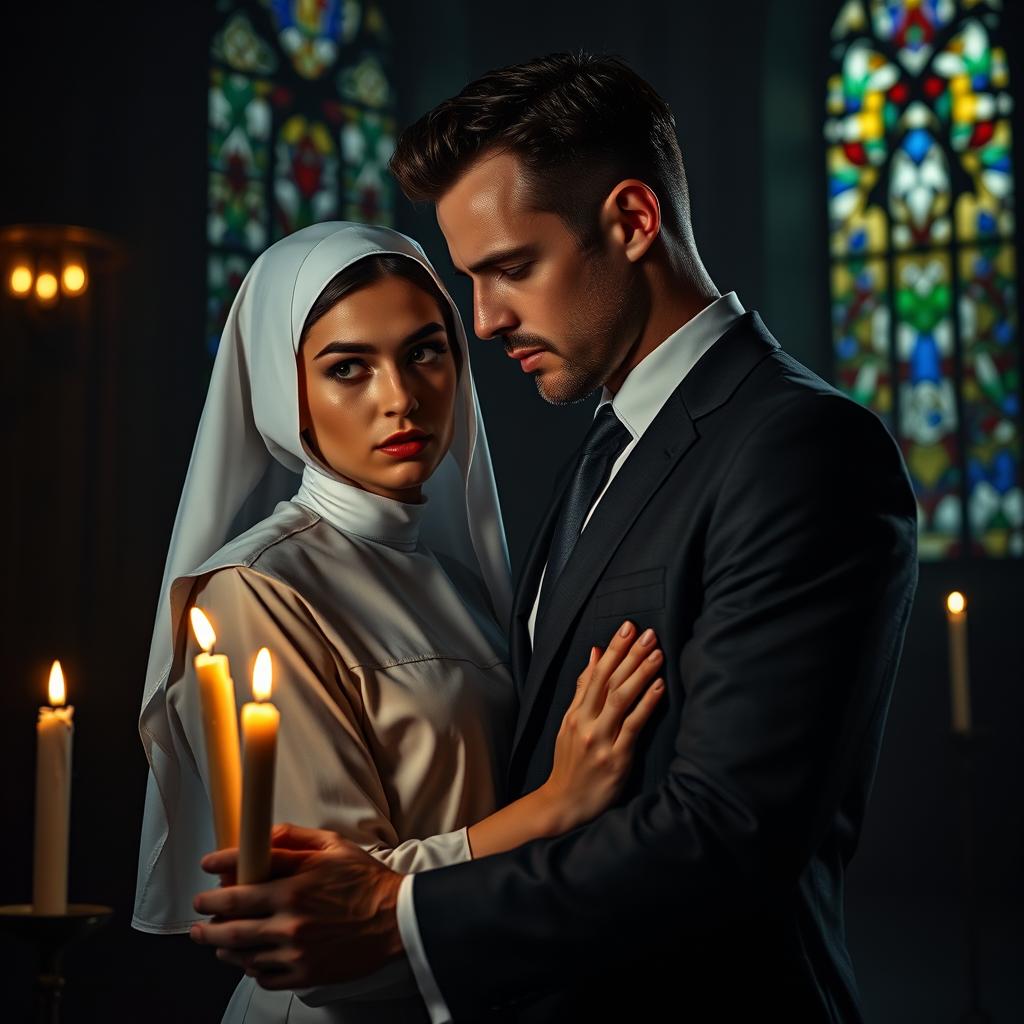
top-left (398, 291), bottom-right (746, 1023)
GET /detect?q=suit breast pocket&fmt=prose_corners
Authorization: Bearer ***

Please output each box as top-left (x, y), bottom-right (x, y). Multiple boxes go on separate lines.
top-left (592, 567), bottom-right (666, 621)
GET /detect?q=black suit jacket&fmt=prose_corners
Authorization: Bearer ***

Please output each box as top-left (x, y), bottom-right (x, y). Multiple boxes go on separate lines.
top-left (412, 312), bottom-right (918, 1022)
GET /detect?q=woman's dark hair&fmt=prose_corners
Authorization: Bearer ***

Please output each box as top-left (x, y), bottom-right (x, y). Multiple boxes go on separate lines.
top-left (389, 51), bottom-right (690, 249)
top-left (300, 254), bottom-right (463, 379)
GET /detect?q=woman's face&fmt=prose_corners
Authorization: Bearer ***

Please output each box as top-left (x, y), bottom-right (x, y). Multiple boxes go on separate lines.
top-left (298, 274), bottom-right (459, 502)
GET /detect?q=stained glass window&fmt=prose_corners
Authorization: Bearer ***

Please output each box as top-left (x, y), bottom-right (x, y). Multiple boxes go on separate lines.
top-left (826, 0), bottom-right (1021, 559)
top-left (207, 0), bottom-right (395, 357)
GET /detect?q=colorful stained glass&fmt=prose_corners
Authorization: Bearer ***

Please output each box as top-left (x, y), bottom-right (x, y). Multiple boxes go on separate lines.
top-left (869, 0), bottom-right (957, 74)
top-left (827, 1), bottom-right (1021, 561)
top-left (339, 54), bottom-right (389, 108)
top-left (263, 0), bottom-right (359, 79)
top-left (889, 119), bottom-right (952, 249)
top-left (274, 115), bottom-right (339, 237)
top-left (212, 12), bottom-right (278, 74)
top-left (832, 260), bottom-right (892, 422)
top-left (207, 1), bottom-right (396, 358)
top-left (933, 17), bottom-right (1016, 241)
top-left (209, 172), bottom-right (267, 250)
top-left (895, 254), bottom-right (961, 559)
top-left (341, 105), bottom-right (395, 224)
top-left (959, 244), bottom-right (1023, 555)
top-left (207, 252), bottom-right (254, 356)
top-left (209, 70), bottom-right (272, 178)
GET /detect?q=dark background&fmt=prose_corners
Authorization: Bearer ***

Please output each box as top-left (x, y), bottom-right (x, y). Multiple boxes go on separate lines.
top-left (1, 2), bottom-right (1021, 1020)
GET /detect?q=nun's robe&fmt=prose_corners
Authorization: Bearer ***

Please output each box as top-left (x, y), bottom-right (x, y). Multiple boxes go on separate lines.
top-left (166, 492), bottom-right (515, 1023)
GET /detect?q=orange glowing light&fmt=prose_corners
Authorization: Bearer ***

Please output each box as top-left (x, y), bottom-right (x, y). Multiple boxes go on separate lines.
top-left (35, 272), bottom-right (58, 301)
top-left (62, 262), bottom-right (87, 295)
top-left (48, 660), bottom-right (66, 706)
top-left (947, 591), bottom-right (966, 615)
top-left (252, 647), bottom-right (273, 702)
top-left (9, 265), bottom-right (33, 295)
top-left (190, 606), bottom-right (217, 653)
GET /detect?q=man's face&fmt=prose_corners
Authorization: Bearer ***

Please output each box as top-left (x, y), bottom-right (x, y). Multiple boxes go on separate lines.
top-left (437, 150), bottom-right (645, 404)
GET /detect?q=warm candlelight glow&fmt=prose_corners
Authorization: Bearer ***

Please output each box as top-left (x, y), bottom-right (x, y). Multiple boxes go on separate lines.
top-left (252, 647), bottom-right (273, 702)
top-left (9, 264), bottom-right (33, 295)
top-left (62, 262), bottom-right (88, 295)
top-left (190, 606), bottom-right (217, 653)
top-left (947, 591), bottom-right (966, 615)
top-left (35, 272), bottom-right (59, 301)
top-left (48, 660), bottom-right (66, 706)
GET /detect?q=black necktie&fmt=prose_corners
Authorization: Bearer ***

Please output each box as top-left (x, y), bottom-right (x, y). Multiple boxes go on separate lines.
top-left (537, 404), bottom-right (632, 620)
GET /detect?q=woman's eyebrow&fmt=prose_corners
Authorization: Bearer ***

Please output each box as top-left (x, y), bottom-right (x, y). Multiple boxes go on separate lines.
top-left (314, 322), bottom-right (446, 360)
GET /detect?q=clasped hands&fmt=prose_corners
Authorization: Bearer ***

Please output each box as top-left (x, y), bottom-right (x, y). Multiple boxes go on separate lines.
top-left (190, 619), bottom-right (662, 990)
top-left (190, 822), bottom-right (404, 989)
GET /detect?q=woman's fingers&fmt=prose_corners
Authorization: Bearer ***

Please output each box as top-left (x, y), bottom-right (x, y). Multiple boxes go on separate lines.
top-left (599, 646), bottom-right (664, 737)
top-left (605, 628), bottom-right (660, 693)
top-left (579, 621), bottom-right (637, 715)
top-left (611, 678), bottom-right (666, 754)
top-left (568, 646), bottom-right (600, 714)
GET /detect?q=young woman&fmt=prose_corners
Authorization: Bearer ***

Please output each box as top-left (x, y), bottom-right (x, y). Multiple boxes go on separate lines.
top-left (133, 223), bottom-right (664, 1022)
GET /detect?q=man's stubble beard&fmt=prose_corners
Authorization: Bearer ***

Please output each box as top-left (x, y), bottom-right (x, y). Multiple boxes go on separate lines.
top-left (534, 262), bottom-right (645, 406)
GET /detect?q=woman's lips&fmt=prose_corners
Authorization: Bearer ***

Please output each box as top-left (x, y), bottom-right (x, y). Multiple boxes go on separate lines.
top-left (378, 434), bottom-right (431, 458)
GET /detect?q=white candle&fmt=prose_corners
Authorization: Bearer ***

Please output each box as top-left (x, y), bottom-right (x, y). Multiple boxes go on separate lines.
top-left (190, 607), bottom-right (242, 850)
top-left (238, 647), bottom-right (279, 885)
top-left (946, 591), bottom-right (971, 734)
top-left (33, 660), bottom-right (73, 914)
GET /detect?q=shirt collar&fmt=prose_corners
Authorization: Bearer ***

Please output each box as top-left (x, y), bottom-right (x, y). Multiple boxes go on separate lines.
top-left (597, 291), bottom-right (746, 439)
top-left (292, 464), bottom-right (426, 551)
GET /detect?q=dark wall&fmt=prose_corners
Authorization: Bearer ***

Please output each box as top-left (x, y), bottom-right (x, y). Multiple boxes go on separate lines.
top-left (0, 2), bottom-right (1020, 1021)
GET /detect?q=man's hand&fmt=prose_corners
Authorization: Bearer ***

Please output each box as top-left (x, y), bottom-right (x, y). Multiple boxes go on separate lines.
top-left (189, 823), bottom-right (406, 989)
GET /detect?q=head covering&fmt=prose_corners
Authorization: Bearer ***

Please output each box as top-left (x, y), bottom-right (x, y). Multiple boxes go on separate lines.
top-left (133, 222), bottom-right (511, 932)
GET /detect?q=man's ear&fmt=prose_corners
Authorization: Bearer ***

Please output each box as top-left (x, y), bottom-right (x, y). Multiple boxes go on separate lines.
top-left (601, 179), bottom-right (661, 263)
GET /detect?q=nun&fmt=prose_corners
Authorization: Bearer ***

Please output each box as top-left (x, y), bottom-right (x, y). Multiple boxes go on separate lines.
top-left (131, 223), bottom-right (662, 1023)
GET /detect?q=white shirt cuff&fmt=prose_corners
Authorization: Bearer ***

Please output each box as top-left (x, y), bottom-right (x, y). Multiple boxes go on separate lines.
top-left (397, 873), bottom-right (452, 1024)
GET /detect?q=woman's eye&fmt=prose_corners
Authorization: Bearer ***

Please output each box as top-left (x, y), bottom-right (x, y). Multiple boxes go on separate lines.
top-left (410, 342), bottom-right (448, 365)
top-left (328, 359), bottom-right (367, 382)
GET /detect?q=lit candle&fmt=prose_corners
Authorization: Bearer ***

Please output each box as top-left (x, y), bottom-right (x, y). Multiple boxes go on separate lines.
top-left (190, 607), bottom-right (242, 850)
top-left (33, 660), bottom-right (73, 914)
top-left (238, 648), bottom-right (279, 885)
top-left (946, 591), bottom-right (971, 734)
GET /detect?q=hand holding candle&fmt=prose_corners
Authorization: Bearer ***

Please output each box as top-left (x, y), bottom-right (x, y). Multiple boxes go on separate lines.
top-left (190, 607), bottom-right (242, 850)
top-left (238, 647), bottom-right (279, 885)
top-left (34, 660), bottom-right (73, 914)
top-left (946, 591), bottom-right (971, 735)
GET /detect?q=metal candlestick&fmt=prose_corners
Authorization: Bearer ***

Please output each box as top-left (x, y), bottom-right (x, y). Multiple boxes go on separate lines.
top-left (0, 903), bottom-right (113, 1024)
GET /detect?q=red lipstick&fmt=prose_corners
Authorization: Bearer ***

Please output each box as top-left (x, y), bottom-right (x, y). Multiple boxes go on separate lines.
top-left (378, 429), bottom-right (431, 459)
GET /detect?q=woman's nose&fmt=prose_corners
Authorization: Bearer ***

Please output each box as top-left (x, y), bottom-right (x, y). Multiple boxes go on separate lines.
top-left (381, 369), bottom-right (419, 416)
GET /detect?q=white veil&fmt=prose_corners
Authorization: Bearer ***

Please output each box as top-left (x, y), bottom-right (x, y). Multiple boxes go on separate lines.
top-left (133, 222), bottom-right (511, 931)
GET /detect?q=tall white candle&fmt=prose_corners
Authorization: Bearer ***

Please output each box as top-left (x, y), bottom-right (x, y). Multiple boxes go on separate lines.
top-left (190, 607), bottom-right (242, 850)
top-left (33, 660), bottom-right (73, 914)
top-left (238, 647), bottom-right (279, 885)
top-left (946, 591), bottom-right (971, 734)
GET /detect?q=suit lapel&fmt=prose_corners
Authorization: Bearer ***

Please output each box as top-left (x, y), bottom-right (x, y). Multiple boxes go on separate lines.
top-left (508, 311), bottom-right (781, 768)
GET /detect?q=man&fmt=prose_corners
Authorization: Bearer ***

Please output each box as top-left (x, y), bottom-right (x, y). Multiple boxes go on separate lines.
top-left (191, 53), bottom-right (918, 1021)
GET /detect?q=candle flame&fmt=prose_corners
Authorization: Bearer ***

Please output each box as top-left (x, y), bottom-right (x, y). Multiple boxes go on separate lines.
top-left (252, 647), bottom-right (273, 702)
top-left (48, 661), bottom-right (65, 706)
top-left (190, 606), bottom-right (217, 652)
top-left (947, 591), bottom-right (966, 615)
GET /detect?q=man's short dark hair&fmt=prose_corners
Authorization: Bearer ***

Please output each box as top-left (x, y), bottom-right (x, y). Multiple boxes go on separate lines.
top-left (389, 52), bottom-right (691, 249)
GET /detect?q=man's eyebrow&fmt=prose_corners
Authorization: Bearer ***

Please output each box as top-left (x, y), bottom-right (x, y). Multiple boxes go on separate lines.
top-left (314, 322), bottom-right (446, 360)
top-left (454, 246), bottom-right (536, 277)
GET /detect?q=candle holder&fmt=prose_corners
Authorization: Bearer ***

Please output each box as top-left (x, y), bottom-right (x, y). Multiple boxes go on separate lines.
top-left (0, 903), bottom-right (113, 1024)
top-left (948, 730), bottom-right (992, 1024)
